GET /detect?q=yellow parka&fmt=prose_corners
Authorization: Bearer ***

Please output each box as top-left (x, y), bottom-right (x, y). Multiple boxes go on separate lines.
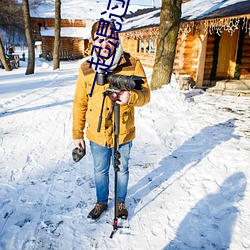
top-left (72, 52), bottom-right (150, 148)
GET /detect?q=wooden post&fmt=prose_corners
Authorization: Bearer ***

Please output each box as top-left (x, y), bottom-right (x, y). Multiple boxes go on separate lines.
top-left (139, 39), bottom-right (142, 53)
top-left (149, 39), bottom-right (152, 53)
top-left (144, 38), bottom-right (147, 54)
top-left (195, 32), bottom-right (207, 88)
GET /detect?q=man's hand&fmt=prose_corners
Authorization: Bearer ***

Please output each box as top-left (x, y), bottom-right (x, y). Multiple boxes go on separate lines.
top-left (116, 90), bottom-right (130, 105)
top-left (72, 139), bottom-right (86, 162)
top-left (74, 139), bottom-right (85, 149)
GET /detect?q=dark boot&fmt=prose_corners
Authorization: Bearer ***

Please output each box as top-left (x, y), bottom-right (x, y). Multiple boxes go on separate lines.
top-left (117, 202), bottom-right (128, 219)
top-left (87, 202), bottom-right (108, 220)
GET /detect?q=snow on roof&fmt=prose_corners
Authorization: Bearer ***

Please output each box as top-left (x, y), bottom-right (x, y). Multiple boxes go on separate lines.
top-left (31, 0), bottom-right (250, 35)
top-left (122, 0), bottom-right (250, 32)
top-left (182, 0), bottom-right (250, 21)
top-left (40, 27), bottom-right (92, 39)
top-left (30, 0), bottom-right (151, 20)
top-left (96, 0), bottom-right (161, 7)
top-left (122, 8), bottom-right (160, 31)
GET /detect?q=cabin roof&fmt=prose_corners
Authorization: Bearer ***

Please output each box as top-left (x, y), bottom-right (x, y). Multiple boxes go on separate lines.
top-left (122, 8), bottom-right (160, 32)
top-left (122, 0), bottom-right (250, 32)
top-left (30, 0), bottom-right (150, 20)
top-left (182, 0), bottom-right (250, 21)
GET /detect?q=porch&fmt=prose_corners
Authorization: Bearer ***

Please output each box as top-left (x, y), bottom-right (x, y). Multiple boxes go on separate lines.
top-left (205, 79), bottom-right (250, 97)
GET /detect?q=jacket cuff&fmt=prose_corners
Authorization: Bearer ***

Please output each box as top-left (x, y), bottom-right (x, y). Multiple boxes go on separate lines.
top-left (72, 131), bottom-right (84, 140)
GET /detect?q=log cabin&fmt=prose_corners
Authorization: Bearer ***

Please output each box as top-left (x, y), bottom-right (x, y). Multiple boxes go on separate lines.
top-left (31, 17), bottom-right (94, 60)
top-left (120, 0), bottom-right (250, 93)
top-left (30, 0), bottom-right (150, 61)
top-left (30, 0), bottom-right (250, 94)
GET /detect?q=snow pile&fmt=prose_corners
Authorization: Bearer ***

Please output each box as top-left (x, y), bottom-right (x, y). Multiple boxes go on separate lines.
top-left (0, 49), bottom-right (250, 249)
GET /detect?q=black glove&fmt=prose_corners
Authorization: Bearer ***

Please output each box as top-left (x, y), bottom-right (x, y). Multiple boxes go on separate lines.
top-left (72, 146), bottom-right (86, 162)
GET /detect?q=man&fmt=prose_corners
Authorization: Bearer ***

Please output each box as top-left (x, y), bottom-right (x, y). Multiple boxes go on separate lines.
top-left (72, 20), bottom-right (150, 220)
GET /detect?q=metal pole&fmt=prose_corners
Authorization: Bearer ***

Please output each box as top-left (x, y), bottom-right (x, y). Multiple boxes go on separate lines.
top-left (110, 101), bottom-right (121, 238)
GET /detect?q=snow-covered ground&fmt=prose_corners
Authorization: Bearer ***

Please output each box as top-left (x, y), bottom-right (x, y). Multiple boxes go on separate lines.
top-left (0, 49), bottom-right (250, 250)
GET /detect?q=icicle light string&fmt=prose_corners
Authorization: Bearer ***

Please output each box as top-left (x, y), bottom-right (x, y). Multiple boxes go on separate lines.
top-left (121, 16), bottom-right (250, 39)
top-left (242, 17), bottom-right (250, 36)
top-left (179, 16), bottom-right (250, 37)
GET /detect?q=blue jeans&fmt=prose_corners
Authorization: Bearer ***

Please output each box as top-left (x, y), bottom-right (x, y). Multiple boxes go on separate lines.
top-left (90, 141), bottom-right (132, 205)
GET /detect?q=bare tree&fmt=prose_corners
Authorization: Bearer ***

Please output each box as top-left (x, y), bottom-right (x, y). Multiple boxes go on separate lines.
top-left (0, 37), bottom-right (11, 71)
top-left (29, 0), bottom-right (47, 8)
top-left (151, 0), bottom-right (182, 90)
top-left (22, 0), bottom-right (35, 75)
top-left (53, 0), bottom-right (61, 70)
top-left (0, 0), bottom-right (24, 35)
top-left (0, 0), bottom-right (23, 71)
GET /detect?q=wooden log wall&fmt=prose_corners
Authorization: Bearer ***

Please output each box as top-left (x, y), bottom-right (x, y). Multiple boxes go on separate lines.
top-left (173, 34), bottom-right (185, 75)
top-left (121, 38), bottom-right (137, 54)
top-left (122, 32), bottom-right (200, 76)
top-left (41, 37), bottom-right (87, 59)
top-left (72, 39), bottom-right (88, 56)
top-left (41, 37), bottom-right (53, 58)
top-left (61, 38), bottom-right (74, 52)
top-left (121, 38), bottom-right (156, 68)
top-left (183, 35), bottom-right (198, 79)
top-left (134, 53), bottom-right (155, 68)
top-left (173, 34), bottom-right (199, 80)
top-left (32, 18), bottom-right (86, 29)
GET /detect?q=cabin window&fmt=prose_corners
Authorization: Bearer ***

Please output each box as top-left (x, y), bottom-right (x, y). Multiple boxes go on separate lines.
top-left (137, 39), bottom-right (145, 53)
top-left (137, 38), bottom-right (156, 54)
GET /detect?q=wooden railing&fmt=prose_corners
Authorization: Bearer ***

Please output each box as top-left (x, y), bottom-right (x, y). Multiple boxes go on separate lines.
top-left (46, 51), bottom-right (83, 61)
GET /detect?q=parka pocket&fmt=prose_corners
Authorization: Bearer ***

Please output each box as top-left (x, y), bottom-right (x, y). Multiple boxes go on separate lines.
top-left (120, 106), bottom-right (135, 133)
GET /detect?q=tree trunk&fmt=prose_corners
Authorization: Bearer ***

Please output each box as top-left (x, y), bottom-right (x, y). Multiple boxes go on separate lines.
top-left (22, 0), bottom-right (35, 75)
top-left (53, 0), bottom-right (61, 70)
top-left (0, 37), bottom-right (11, 71)
top-left (151, 0), bottom-right (182, 90)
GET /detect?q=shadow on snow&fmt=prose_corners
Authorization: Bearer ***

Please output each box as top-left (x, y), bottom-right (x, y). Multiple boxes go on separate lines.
top-left (164, 172), bottom-right (247, 249)
top-left (128, 118), bottom-right (239, 213)
top-left (0, 100), bottom-right (73, 117)
top-left (127, 118), bottom-right (243, 248)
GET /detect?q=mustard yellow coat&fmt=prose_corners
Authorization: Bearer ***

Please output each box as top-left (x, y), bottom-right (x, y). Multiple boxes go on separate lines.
top-left (72, 52), bottom-right (150, 148)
